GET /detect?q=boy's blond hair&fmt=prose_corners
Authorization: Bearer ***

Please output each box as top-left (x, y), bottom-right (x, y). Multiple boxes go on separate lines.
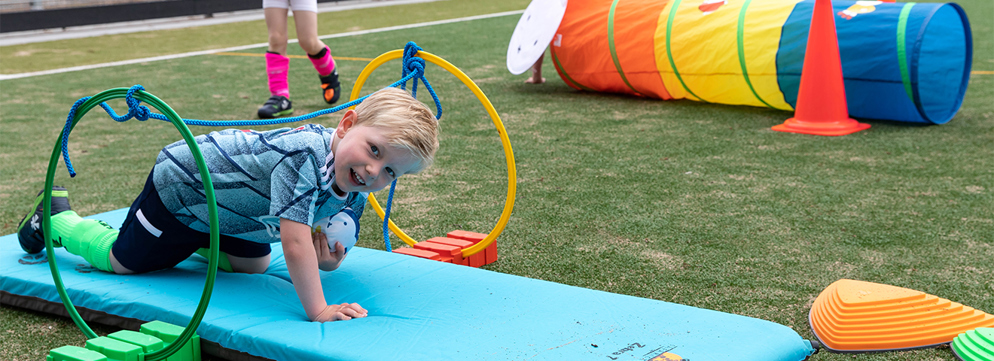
top-left (352, 87), bottom-right (439, 173)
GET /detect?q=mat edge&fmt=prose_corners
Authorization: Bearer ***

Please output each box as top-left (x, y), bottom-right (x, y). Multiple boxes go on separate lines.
top-left (1, 291), bottom-right (273, 361)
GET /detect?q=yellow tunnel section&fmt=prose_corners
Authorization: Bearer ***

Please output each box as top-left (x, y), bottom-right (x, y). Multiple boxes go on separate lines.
top-left (657, 0), bottom-right (797, 110)
top-left (552, 0), bottom-right (797, 110)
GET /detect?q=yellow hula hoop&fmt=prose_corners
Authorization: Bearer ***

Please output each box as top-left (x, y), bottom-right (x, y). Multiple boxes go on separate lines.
top-left (350, 49), bottom-right (516, 258)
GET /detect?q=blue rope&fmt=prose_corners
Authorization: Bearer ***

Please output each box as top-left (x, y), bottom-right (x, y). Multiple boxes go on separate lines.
top-left (58, 42), bottom-right (442, 253)
top-left (60, 42), bottom-right (442, 178)
top-left (61, 86), bottom-right (158, 176)
top-left (401, 42), bottom-right (442, 120)
top-left (60, 97), bottom-right (91, 177)
top-left (382, 179), bottom-right (398, 251)
top-left (381, 42), bottom-right (441, 252)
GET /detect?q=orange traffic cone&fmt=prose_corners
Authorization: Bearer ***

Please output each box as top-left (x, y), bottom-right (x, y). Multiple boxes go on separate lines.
top-left (772, 0), bottom-right (870, 136)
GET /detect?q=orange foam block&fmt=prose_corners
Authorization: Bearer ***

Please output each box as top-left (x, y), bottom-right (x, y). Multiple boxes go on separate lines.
top-left (426, 237), bottom-right (486, 267)
top-left (393, 247), bottom-right (442, 261)
top-left (810, 279), bottom-right (994, 352)
top-left (447, 230), bottom-right (498, 265)
top-left (414, 241), bottom-right (465, 265)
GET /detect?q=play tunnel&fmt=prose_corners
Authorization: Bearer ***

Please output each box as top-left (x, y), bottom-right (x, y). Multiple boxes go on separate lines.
top-left (548, 0), bottom-right (972, 124)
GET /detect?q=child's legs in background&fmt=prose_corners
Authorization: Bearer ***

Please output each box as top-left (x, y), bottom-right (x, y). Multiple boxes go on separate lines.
top-left (292, 11), bottom-right (325, 56)
top-left (263, 5), bottom-right (291, 98)
top-left (264, 7), bottom-right (290, 55)
top-left (293, 10), bottom-right (337, 78)
top-left (525, 52), bottom-right (546, 84)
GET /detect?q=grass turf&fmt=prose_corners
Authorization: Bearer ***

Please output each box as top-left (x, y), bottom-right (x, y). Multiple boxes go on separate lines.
top-left (1, 0), bottom-right (991, 360)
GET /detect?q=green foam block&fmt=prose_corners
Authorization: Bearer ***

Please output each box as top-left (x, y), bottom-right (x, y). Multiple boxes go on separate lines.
top-left (108, 330), bottom-right (164, 353)
top-left (47, 345), bottom-right (108, 361)
top-left (952, 327), bottom-right (994, 361)
top-left (140, 321), bottom-right (201, 361)
top-left (86, 336), bottom-right (143, 361)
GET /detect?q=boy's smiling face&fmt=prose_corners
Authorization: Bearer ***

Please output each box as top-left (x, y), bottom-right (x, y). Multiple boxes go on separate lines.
top-left (331, 110), bottom-right (421, 194)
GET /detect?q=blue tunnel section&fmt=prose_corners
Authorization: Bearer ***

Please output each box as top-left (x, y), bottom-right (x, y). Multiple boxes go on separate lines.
top-left (777, 1), bottom-right (972, 124)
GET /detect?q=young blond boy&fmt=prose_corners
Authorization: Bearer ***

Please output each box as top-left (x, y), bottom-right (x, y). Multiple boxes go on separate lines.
top-left (17, 87), bottom-right (438, 322)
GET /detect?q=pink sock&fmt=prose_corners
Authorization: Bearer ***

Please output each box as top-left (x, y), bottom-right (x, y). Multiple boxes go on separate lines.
top-left (308, 46), bottom-right (336, 77)
top-left (265, 52), bottom-right (290, 97)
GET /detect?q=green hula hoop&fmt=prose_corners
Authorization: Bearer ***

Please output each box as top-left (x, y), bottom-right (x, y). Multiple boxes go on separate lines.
top-left (43, 87), bottom-right (220, 361)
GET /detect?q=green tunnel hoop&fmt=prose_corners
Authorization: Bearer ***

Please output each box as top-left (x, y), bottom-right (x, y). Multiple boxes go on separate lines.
top-left (351, 49), bottom-right (517, 258)
top-left (43, 88), bottom-right (220, 361)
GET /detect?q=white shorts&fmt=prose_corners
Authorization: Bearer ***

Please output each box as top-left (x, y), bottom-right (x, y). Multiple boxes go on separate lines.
top-left (263, 0), bottom-right (318, 13)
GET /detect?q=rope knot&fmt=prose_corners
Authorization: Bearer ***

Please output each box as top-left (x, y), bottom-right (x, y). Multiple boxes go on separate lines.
top-left (125, 85), bottom-right (151, 121)
top-left (403, 41), bottom-right (422, 61)
top-left (402, 42), bottom-right (426, 80)
top-left (404, 57), bottom-right (426, 79)
top-left (397, 42), bottom-right (442, 120)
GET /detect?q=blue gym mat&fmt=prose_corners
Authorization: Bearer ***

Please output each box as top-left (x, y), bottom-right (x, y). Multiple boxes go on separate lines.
top-left (1, 208), bottom-right (816, 361)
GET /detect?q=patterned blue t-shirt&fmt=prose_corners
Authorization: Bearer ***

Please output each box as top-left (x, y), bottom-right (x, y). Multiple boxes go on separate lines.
top-left (152, 124), bottom-right (366, 243)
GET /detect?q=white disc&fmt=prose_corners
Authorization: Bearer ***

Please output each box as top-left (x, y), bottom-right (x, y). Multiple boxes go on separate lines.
top-left (506, 0), bottom-right (568, 75)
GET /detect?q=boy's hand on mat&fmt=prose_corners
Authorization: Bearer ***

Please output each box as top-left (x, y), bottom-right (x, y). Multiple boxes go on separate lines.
top-left (315, 303), bottom-right (368, 322)
top-left (312, 232), bottom-right (347, 271)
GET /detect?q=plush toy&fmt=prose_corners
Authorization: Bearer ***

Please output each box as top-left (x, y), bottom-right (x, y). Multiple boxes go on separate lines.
top-left (312, 208), bottom-right (359, 254)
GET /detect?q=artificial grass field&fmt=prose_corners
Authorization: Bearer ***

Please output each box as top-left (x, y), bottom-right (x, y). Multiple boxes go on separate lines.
top-left (1, 0), bottom-right (991, 360)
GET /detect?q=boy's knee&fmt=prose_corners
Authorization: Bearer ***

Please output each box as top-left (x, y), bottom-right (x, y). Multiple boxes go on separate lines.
top-left (228, 254), bottom-right (271, 274)
top-left (109, 250), bottom-right (136, 274)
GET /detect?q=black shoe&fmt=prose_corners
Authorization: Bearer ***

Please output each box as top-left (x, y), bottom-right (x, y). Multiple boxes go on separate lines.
top-left (17, 186), bottom-right (72, 254)
top-left (320, 69), bottom-right (341, 104)
top-left (257, 95), bottom-right (293, 119)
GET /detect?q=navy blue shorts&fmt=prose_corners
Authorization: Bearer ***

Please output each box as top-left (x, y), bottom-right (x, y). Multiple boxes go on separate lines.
top-left (113, 170), bottom-right (271, 273)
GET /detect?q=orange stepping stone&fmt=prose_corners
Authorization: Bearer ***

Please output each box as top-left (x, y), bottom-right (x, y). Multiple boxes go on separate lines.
top-left (810, 279), bottom-right (994, 352)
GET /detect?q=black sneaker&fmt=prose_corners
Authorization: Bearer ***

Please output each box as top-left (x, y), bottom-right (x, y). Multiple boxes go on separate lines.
top-left (17, 186), bottom-right (72, 254)
top-left (320, 69), bottom-right (341, 104)
top-left (257, 95), bottom-right (293, 119)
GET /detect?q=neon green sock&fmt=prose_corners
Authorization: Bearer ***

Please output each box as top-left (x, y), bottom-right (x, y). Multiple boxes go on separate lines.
top-left (195, 248), bottom-right (234, 272)
top-left (49, 210), bottom-right (83, 246)
top-left (61, 218), bottom-right (118, 273)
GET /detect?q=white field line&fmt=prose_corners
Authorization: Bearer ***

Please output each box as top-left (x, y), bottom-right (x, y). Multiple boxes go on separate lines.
top-left (0, 0), bottom-right (442, 46)
top-left (0, 10), bottom-right (524, 81)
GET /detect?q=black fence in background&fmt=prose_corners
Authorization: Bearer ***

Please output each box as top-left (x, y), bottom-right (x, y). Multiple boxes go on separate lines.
top-left (0, 0), bottom-right (341, 33)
